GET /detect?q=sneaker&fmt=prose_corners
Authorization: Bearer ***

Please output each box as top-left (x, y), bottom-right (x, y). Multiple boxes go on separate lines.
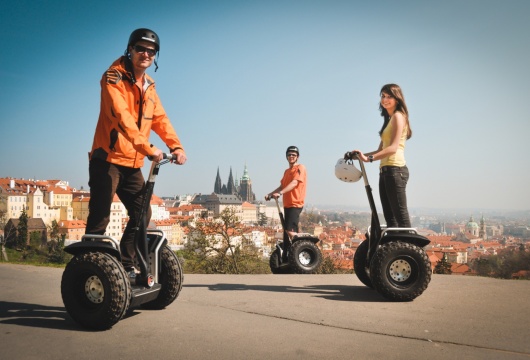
top-left (125, 267), bottom-right (140, 285)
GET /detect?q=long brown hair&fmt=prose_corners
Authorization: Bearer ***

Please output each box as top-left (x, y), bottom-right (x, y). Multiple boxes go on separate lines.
top-left (378, 83), bottom-right (412, 139)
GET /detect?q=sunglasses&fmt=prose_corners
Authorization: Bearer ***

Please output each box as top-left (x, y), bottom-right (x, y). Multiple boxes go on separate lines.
top-left (133, 45), bottom-right (157, 57)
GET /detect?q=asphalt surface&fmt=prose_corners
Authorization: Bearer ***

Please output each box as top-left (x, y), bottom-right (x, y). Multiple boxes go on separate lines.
top-left (1, 263), bottom-right (530, 360)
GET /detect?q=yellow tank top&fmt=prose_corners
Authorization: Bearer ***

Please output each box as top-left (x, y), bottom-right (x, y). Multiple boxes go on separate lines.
top-left (380, 116), bottom-right (408, 167)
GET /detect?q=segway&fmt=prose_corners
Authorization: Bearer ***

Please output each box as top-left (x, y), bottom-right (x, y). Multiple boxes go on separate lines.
top-left (338, 153), bottom-right (432, 301)
top-left (267, 197), bottom-right (322, 274)
top-left (61, 154), bottom-right (183, 330)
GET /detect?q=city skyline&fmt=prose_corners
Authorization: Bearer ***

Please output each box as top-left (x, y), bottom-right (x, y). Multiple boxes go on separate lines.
top-left (1, 173), bottom-right (528, 226)
top-left (1, 1), bottom-right (529, 211)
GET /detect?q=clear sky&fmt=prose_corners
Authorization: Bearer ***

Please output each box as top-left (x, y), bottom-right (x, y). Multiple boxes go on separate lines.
top-left (1, 0), bottom-right (529, 212)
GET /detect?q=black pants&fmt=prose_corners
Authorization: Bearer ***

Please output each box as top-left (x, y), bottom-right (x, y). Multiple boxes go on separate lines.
top-left (283, 207), bottom-right (303, 251)
top-left (379, 166), bottom-right (411, 228)
top-left (85, 159), bottom-right (151, 269)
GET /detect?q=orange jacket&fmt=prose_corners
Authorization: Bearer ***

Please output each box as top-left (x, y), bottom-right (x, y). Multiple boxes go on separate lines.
top-left (89, 57), bottom-right (185, 168)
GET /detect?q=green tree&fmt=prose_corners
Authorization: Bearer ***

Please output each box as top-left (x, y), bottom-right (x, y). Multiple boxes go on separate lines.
top-left (473, 257), bottom-right (495, 277)
top-left (29, 231), bottom-right (41, 248)
top-left (47, 220), bottom-right (68, 264)
top-left (15, 209), bottom-right (29, 249)
top-left (434, 253), bottom-right (453, 274)
top-left (257, 212), bottom-right (268, 226)
top-left (491, 247), bottom-right (530, 279)
top-left (47, 234), bottom-right (68, 264)
top-left (49, 219), bottom-right (60, 240)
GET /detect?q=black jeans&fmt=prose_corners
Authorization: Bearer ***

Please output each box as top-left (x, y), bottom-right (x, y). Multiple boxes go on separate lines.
top-left (283, 207), bottom-right (303, 251)
top-left (85, 159), bottom-right (151, 269)
top-left (379, 166), bottom-right (411, 228)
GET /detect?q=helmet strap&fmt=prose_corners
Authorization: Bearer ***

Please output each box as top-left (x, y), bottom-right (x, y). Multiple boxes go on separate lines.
top-left (154, 52), bottom-right (159, 72)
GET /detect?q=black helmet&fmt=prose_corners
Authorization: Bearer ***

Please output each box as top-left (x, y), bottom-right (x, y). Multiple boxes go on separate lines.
top-left (127, 28), bottom-right (160, 52)
top-left (286, 146), bottom-right (299, 156)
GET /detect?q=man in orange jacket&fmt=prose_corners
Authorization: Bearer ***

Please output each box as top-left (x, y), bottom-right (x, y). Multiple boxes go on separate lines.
top-left (86, 28), bottom-right (186, 277)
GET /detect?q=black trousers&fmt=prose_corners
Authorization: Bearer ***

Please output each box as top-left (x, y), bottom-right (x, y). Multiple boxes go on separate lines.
top-left (85, 159), bottom-right (151, 269)
top-left (379, 166), bottom-right (411, 228)
top-left (283, 207), bottom-right (303, 250)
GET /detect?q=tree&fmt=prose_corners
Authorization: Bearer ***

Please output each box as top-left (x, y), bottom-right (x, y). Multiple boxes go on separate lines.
top-left (0, 208), bottom-right (7, 230)
top-left (472, 257), bottom-right (495, 277)
top-left (47, 220), bottom-right (68, 264)
top-left (49, 219), bottom-right (60, 240)
top-left (182, 207), bottom-right (268, 274)
top-left (299, 209), bottom-right (326, 233)
top-left (257, 212), bottom-right (268, 226)
top-left (315, 254), bottom-right (340, 274)
top-left (434, 253), bottom-right (452, 274)
top-left (15, 209), bottom-right (29, 249)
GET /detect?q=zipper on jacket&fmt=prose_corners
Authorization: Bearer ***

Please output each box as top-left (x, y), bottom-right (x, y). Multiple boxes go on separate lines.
top-left (134, 81), bottom-right (154, 167)
top-left (137, 87), bottom-right (143, 129)
top-left (136, 81), bottom-right (154, 129)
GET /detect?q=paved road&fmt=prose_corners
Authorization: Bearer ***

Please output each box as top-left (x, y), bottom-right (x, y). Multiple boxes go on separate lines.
top-left (1, 263), bottom-right (529, 359)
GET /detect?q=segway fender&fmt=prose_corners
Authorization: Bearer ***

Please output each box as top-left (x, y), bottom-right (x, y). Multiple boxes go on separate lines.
top-left (64, 241), bottom-right (121, 260)
top-left (380, 233), bottom-right (430, 248)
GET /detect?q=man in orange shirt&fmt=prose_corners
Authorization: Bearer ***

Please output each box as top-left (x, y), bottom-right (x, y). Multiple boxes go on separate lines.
top-left (266, 146), bottom-right (307, 255)
top-left (86, 28), bottom-right (186, 277)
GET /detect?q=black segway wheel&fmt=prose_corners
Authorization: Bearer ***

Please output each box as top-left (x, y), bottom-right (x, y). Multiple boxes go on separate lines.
top-left (269, 248), bottom-right (293, 274)
top-left (288, 240), bottom-right (322, 274)
top-left (61, 252), bottom-right (131, 330)
top-left (141, 245), bottom-right (183, 309)
top-left (370, 241), bottom-right (431, 302)
top-left (353, 239), bottom-right (373, 288)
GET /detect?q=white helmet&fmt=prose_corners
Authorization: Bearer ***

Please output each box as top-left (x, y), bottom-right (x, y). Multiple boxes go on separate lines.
top-left (335, 158), bottom-right (362, 182)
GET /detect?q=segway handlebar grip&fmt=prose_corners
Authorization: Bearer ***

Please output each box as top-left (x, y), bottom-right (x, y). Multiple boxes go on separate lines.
top-left (147, 153), bottom-right (177, 161)
top-left (344, 151), bottom-right (359, 161)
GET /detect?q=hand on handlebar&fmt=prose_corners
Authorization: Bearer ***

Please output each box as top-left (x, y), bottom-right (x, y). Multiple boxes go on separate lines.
top-left (148, 149), bottom-right (187, 164)
top-left (344, 151), bottom-right (358, 160)
top-left (345, 150), bottom-right (367, 162)
top-left (170, 149), bottom-right (187, 165)
top-left (264, 193), bottom-right (281, 201)
top-left (150, 149), bottom-right (164, 162)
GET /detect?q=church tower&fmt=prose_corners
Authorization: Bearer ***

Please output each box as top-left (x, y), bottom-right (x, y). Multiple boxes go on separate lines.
top-left (227, 167), bottom-right (236, 195)
top-left (214, 167), bottom-right (222, 194)
top-left (239, 164), bottom-right (255, 202)
top-left (479, 214), bottom-right (486, 240)
top-left (466, 215), bottom-right (479, 237)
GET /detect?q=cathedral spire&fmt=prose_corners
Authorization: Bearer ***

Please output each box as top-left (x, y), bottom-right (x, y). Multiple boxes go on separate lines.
top-left (214, 167), bottom-right (222, 194)
top-left (227, 167), bottom-right (235, 194)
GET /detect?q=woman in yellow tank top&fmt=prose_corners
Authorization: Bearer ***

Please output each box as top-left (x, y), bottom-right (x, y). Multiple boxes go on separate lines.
top-left (352, 84), bottom-right (412, 228)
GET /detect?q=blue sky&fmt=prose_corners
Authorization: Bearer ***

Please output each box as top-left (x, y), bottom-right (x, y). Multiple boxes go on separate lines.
top-left (1, 0), bottom-right (529, 212)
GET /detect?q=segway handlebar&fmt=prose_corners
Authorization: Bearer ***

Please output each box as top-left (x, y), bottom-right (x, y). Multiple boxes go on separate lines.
top-left (147, 153), bottom-right (178, 162)
top-left (344, 151), bottom-right (359, 161)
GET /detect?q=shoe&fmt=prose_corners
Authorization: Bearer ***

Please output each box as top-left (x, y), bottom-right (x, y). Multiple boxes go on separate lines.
top-left (125, 267), bottom-right (140, 285)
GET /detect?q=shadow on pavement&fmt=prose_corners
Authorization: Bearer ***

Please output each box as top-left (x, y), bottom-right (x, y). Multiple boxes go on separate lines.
top-left (183, 283), bottom-right (386, 302)
top-left (0, 301), bottom-right (81, 331)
